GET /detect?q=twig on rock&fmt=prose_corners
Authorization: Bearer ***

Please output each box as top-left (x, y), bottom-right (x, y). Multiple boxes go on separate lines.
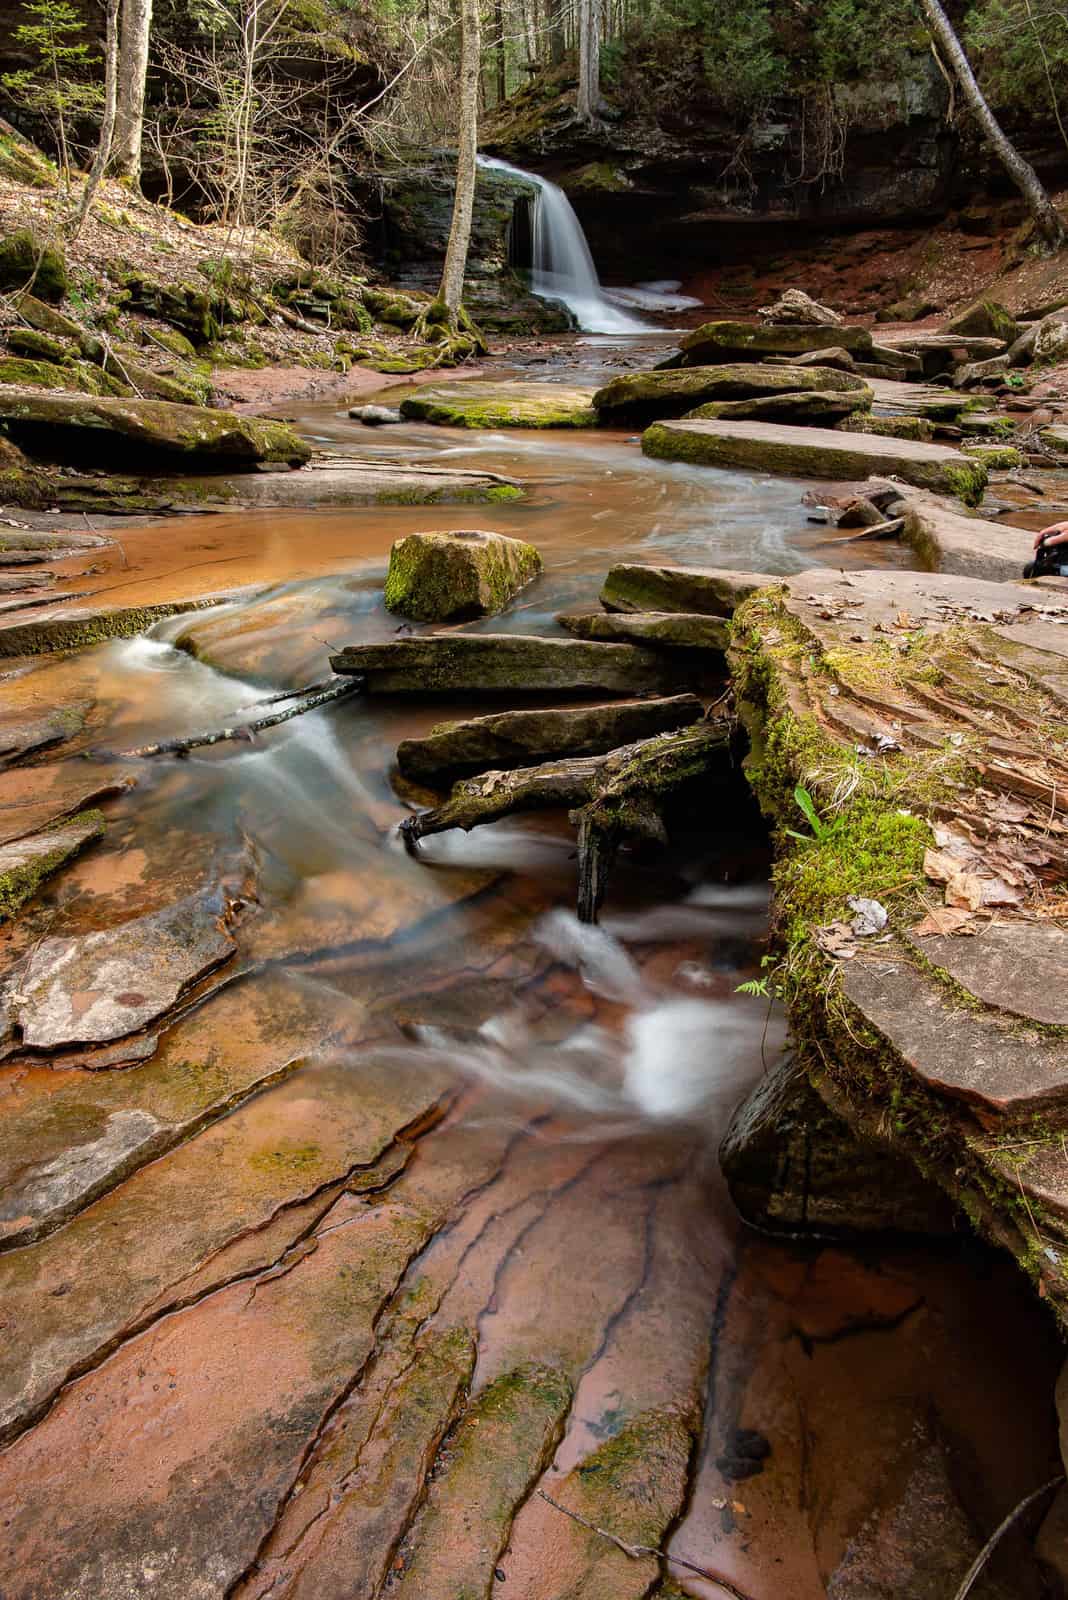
top-left (950, 1475), bottom-right (1063, 1600)
top-left (536, 1489), bottom-right (758, 1600)
top-left (113, 676), bottom-right (361, 758)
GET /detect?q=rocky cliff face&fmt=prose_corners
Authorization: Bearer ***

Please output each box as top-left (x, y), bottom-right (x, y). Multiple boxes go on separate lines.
top-left (480, 57), bottom-right (958, 282)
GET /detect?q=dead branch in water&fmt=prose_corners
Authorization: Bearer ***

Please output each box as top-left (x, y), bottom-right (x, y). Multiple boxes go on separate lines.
top-left (400, 718), bottom-right (733, 922)
top-left (951, 1475), bottom-right (1063, 1600)
top-left (537, 1490), bottom-right (758, 1600)
top-left (115, 676), bottom-right (361, 758)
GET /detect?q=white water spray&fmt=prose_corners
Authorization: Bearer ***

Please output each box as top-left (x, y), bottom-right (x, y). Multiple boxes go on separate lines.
top-left (478, 154), bottom-right (649, 334)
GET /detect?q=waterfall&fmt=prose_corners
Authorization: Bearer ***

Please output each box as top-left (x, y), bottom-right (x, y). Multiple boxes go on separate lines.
top-left (478, 154), bottom-right (649, 334)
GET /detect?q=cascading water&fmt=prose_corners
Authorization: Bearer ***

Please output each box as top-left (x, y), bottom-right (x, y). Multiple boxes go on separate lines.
top-left (478, 154), bottom-right (652, 334)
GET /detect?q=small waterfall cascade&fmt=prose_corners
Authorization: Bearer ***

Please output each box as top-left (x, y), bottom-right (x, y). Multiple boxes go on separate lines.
top-left (478, 154), bottom-right (648, 334)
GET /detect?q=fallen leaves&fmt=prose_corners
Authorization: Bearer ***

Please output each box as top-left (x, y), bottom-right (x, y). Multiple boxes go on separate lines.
top-left (814, 897), bottom-right (891, 959)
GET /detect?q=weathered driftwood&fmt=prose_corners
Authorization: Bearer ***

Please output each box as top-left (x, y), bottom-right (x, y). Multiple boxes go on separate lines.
top-left (401, 717), bottom-right (732, 922)
top-left (116, 677), bottom-right (360, 758)
top-left (395, 693), bottom-right (704, 781)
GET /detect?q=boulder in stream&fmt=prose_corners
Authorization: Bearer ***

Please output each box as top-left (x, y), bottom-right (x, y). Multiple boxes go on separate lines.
top-left (330, 634), bottom-right (687, 694)
top-left (399, 381), bottom-right (599, 428)
top-left (759, 288), bottom-right (842, 325)
top-left (945, 298), bottom-right (1018, 343)
top-left (642, 419), bottom-right (989, 504)
top-left (600, 563), bottom-right (774, 616)
top-left (395, 693), bottom-right (704, 780)
top-left (0, 391), bottom-right (311, 467)
top-left (348, 403), bottom-right (403, 425)
top-left (593, 362), bottom-right (869, 424)
top-left (384, 529), bottom-right (542, 621)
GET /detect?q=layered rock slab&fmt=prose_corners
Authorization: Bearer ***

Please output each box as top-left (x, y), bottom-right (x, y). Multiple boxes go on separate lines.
top-left (0, 389), bottom-right (310, 465)
top-left (676, 320), bottom-right (874, 364)
top-left (642, 419), bottom-right (988, 503)
top-left (395, 693), bottom-right (703, 780)
top-left (331, 633), bottom-right (688, 694)
top-left (592, 362), bottom-right (869, 423)
top-left (557, 609), bottom-right (730, 652)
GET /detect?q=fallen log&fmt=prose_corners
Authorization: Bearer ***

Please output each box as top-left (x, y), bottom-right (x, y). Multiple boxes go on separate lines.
top-left (400, 717), bottom-right (733, 921)
top-left (113, 677), bottom-right (360, 758)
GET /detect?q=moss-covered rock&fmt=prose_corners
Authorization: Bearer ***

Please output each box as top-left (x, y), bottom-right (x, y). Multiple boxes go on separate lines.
top-left (593, 363), bottom-right (870, 424)
top-left (400, 381), bottom-right (599, 428)
top-left (962, 443), bottom-right (1023, 469)
top-left (0, 812), bottom-right (104, 920)
top-left (0, 434), bottom-right (50, 508)
top-left (362, 286), bottom-right (427, 329)
top-left (384, 529), bottom-right (542, 621)
top-left (684, 388), bottom-right (871, 425)
top-left (841, 413), bottom-right (936, 442)
top-left (117, 274), bottom-right (234, 345)
top-left (0, 230), bottom-right (68, 302)
top-left (945, 299), bottom-right (1018, 343)
top-left (6, 329), bottom-right (72, 364)
top-left (0, 358), bottom-right (114, 395)
top-left (143, 326), bottom-right (198, 360)
top-left (0, 391), bottom-right (310, 466)
top-left (642, 418), bottom-right (988, 505)
top-left (677, 320), bottom-right (873, 365)
top-left (13, 294), bottom-right (84, 340)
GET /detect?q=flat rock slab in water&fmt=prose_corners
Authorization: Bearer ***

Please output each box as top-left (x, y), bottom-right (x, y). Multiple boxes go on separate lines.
top-left (7, 886), bottom-right (235, 1049)
top-left (395, 693), bottom-right (704, 780)
top-left (331, 634), bottom-right (687, 694)
top-left (184, 458), bottom-right (524, 508)
top-left (0, 700), bottom-right (91, 764)
top-left (0, 592), bottom-right (235, 657)
top-left (558, 610), bottom-right (731, 652)
top-left (0, 388), bottom-right (310, 465)
top-left (592, 363), bottom-right (870, 423)
top-left (642, 419), bottom-right (988, 503)
top-left (866, 377), bottom-right (993, 420)
top-left (900, 488), bottom-right (1033, 583)
top-left (0, 812), bottom-right (104, 922)
top-left (676, 320), bottom-right (873, 364)
top-left (399, 381), bottom-right (599, 428)
top-left (600, 563), bottom-right (774, 616)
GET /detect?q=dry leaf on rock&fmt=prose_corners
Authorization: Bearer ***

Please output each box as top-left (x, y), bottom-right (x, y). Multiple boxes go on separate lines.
top-left (912, 906), bottom-right (976, 937)
top-left (815, 920), bottom-right (857, 958)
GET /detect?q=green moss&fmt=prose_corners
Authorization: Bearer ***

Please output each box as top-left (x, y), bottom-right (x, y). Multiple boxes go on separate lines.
top-left (845, 413), bottom-right (936, 442)
top-left (0, 356), bottom-right (105, 394)
top-left (962, 443), bottom-right (1023, 469)
top-left (249, 1142), bottom-right (322, 1172)
top-left (7, 328), bottom-right (71, 364)
top-left (144, 326), bottom-right (197, 360)
top-left (0, 229), bottom-right (68, 302)
top-left (384, 531), bottom-right (542, 621)
top-left (0, 810), bottom-right (104, 920)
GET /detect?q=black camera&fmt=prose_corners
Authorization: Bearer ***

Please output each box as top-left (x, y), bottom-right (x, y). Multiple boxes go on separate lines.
top-left (1023, 534), bottom-right (1068, 579)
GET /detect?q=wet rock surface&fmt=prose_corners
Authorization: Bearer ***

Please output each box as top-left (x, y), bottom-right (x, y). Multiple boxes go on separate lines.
top-left (331, 633), bottom-right (688, 694)
top-left (384, 529), bottom-right (543, 621)
top-left (399, 381), bottom-right (599, 428)
top-left (643, 419), bottom-right (989, 503)
top-left (592, 362), bottom-right (869, 423)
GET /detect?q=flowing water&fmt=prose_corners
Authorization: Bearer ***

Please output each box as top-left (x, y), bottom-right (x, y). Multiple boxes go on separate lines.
top-left (0, 352), bottom-right (1062, 1597)
top-left (478, 157), bottom-right (701, 331)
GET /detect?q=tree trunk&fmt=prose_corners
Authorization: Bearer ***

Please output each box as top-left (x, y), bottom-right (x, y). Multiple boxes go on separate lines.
top-left (576, 0), bottom-right (600, 123)
top-left (436, 0), bottom-right (480, 323)
top-left (110, 0), bottom-right (153, 184)
top-left (548, 0), bottom-right (565, 63)
top-left (71, 0), bottom-right (120, 235)
top-left (920, 0), bottom-right (1065, 249)
top-left (493, 0), bottom-right (506, 103)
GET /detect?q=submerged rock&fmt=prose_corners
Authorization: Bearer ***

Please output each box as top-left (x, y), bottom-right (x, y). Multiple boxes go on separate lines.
top-left (331, 634), bottom-right (687, 694)
top-left (384, 529), bottom-right (542, 622)
top-left (721, 1056), bottom-right (956, 1236)
top-left (0, 390), bottom-right (310, 466)
top-left (395, 693), bottom-right (704, 780)
top-left (593, 362), bottom-right (868, 423)
top-left (399, 381), bottom-right (598, 428)
top-left (348, 403), bottom-right (403, 425)
top-left (642, 419), bottom-right (988, 504)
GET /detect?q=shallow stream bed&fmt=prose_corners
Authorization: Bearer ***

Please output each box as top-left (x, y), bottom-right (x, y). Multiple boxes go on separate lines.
top-left (0, 351), bottom-right (1061, 1599)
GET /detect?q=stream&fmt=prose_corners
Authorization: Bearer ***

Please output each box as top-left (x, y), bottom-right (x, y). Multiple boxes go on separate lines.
top-left (0, 342), bottom-right (1062, 1599)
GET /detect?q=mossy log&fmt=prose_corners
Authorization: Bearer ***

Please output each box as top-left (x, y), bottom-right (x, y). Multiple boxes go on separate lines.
top-left (401, 717), bottom-right (732, 921)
